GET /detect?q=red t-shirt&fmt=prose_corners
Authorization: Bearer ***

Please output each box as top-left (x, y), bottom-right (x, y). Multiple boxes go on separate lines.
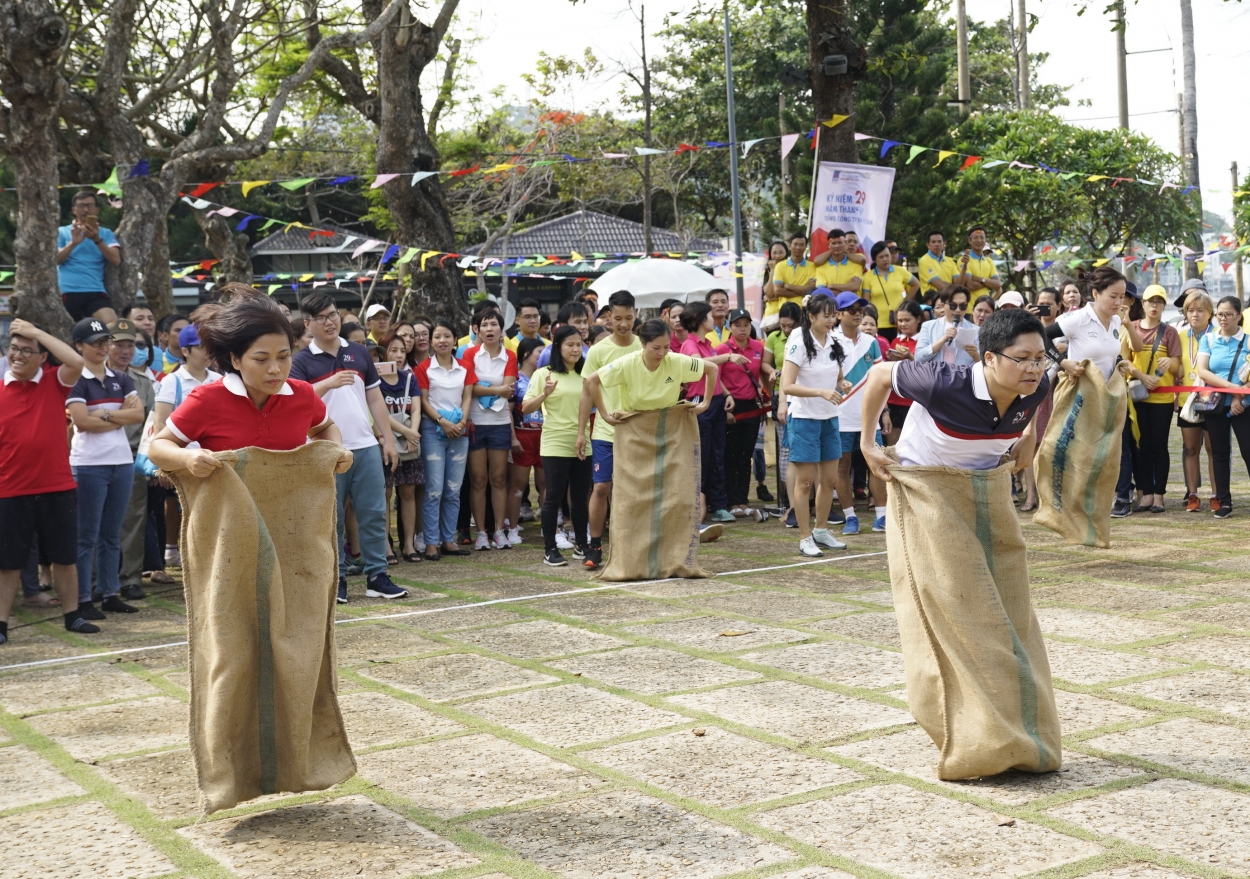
top-left (168, 374), bottom-right (328, 452)
top-left (885, 335), bottom-right (918, 407)
top-left (679, 336), bottom-right (724, 399)
top-left (0, 364), bottom-right (77, 498)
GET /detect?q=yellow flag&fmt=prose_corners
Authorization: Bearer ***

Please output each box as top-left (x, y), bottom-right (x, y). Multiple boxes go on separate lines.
top-left (1092, 259), bottom-right (1109, 267)
top-left (483, 163), bottom-right (517, 173)
top-left (934, 150), bottom-right (956, 166)
top-left (420, 250), bottom-right (440, 271)
top-left (298, 273), bottom-right (314, 282)
top-left (570, 251), bottom-right (584, 261)
top-left (822, 114), bottom-right (849, 128)
top-left (242, 181), bottom-right (270, 197)
top-left (1087, 175), bottom-right (1109, 183)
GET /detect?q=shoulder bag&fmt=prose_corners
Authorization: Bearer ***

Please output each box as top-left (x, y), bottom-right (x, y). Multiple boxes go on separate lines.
top-left (391, 371), bottom-right (422, 462)
top-left (1126, 327), bottom-right (1163, 403)
top-left (1191, 335), bottom-right (1246, 414)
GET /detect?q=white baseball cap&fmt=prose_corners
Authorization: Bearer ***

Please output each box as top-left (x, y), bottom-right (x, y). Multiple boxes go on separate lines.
top-left (998, 291), bottom-right (1026, 308)
top-left (364, 303), bottom-right (391, 320)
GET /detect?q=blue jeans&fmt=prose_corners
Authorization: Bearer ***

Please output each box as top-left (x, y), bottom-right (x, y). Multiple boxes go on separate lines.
top-left (335, 444), bottom-right (389, 579)
top-left (421, 417), bottom-right (469, 546)
top-left (73, 463), bottom-right (133, 602)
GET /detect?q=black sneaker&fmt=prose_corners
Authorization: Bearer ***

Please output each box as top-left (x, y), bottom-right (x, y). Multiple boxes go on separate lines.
top-left (336, 576), bottom-right (348, 604)
top-left (1215, 506), bottom-right (1233, 519)
top-left (1111, 498), bottom-right (1132, 519)
top-left (120, 584), bottom-right (146, 601)
top-left (365, 572), bottom-right (408, 600)
top-left (102, 596), bottom-right (138, 614)
top-left (826, 508), bottom-right (846, 525)
top-left (583, 546), bottom-right (603, 570)
top-left (544, 549), bottom-right (568, 567)
top-left (78, 601), bottom-right (106, 621)
top-left (571, 545), bottom-right (586, 560)
top-left (756, 483), bottom-right (774, 502)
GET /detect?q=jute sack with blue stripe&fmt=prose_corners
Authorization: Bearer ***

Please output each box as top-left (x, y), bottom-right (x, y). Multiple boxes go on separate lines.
top-left (597, 404), bottom-right (712, 582)
top-left (170, 441), bottom-right (355, 815)
top-left (1034, 362), bottom-right (1128, 548)
top-left (884, 449), bottom-right (1061, 780)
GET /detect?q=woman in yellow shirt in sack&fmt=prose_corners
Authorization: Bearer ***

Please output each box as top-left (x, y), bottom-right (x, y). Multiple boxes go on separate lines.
top-left (1119, 285), bottom-right (1181, 513)
top-left (522, 326), bottom-right (591, 567)
top-left (1175, 290), bottom-right (1218, 512)
top-left (862, 241), bottom-right (920, 341)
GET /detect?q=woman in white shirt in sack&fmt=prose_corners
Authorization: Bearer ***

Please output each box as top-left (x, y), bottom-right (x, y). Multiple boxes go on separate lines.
top-left (780, 293), bottom-right (852, 558)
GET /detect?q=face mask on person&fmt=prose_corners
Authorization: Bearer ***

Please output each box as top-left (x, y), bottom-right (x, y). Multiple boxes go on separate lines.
top-left (132, 346), bottom-right (150, 368)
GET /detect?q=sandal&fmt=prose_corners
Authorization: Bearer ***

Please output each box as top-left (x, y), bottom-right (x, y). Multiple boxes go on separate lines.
top-left (441, 544), bottom-right (471, 556)
top-left (1019, 499), bottom-right (1039, 513)
top-left (386, 553), bottom-right (399, 566)
top-left (403, 552), bottom-right (422, 562)
top-left (147, 570), bottom-right (175, 584)
top-left (22, 592), bottom-right (60, 608)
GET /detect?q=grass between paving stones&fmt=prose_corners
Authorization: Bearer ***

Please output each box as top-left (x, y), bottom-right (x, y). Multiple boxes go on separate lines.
top-left (4, 497), bottom-right (1250, 879)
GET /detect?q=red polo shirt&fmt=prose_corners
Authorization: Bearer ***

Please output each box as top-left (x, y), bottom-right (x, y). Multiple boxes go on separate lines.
top-left (168, 373), bottom-right (328, 452)
top-left (0, 364), bottom-right (77, 498)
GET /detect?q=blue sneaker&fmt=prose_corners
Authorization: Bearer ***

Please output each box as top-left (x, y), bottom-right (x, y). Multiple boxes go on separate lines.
top-left (710, 509), bottom-right (736, 523)
top-left (873, 516), bottom-right (886, 532)
top-left (842, 515), bottom-right (859, 536)
top-left (365, 572), bottom-right (408, 600)
top-left (784, 508), bottom-right (798, 528)
top-left (336, 577), bottom-right (348, 604)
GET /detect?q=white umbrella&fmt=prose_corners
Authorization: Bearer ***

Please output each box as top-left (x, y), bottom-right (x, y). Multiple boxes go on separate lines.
top-left (588, 258), bottom-right (721, 309)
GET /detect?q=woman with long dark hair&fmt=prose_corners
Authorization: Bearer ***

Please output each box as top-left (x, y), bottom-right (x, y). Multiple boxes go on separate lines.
top-left (378, 330), bottom-right (424, 561)
top-left (522, 326), bottom-right (591, 566)
top-left (1196, 296), bottom-right (1250, 519)
top-left (780, 293), bottom-right (850, 557)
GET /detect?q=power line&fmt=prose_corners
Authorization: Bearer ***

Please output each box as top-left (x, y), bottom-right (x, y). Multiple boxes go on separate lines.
top-left (1062, 108), bottom-right (1177, 123)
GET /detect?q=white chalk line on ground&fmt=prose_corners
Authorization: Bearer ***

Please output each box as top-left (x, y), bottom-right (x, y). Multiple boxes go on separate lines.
top-left (0, 550), bottom-right (889, 673)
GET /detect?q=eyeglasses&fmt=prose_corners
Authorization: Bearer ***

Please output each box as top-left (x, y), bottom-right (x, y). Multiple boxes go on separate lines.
top-left (995, 352), bottom-right (1049, 371)
top-left (7, 346), bottom-right (40, 358)
top-left (1215, 312), bottom-right (1240, 320)
top-left (311, 312), bottom-right (340, 324)
top-left (948, 302), bottom-right (967, 310)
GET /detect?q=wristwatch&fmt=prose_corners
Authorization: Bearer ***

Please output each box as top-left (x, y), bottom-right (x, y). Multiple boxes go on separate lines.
top-left (102, 410), bottom-right (111, 422)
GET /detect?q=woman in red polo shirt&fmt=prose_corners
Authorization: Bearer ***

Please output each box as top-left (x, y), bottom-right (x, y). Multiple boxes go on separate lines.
top-left (715, 308), bottom-right (772, 519)
top-left (146, 287), bottom-right (352, 475)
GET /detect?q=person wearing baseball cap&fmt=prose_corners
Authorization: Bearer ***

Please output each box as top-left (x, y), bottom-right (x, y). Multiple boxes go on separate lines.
top-left (1121, 284), bottom-right (1182, 513)
top-left (364, 303), bottom-right (391, 343)
top-left (716, 308), bottom-right (771, 520)
top-left (832, 288), bottom-right (887, 535)
top-left (997, 291), bottom-right (1027, 309)
top-left (67, 317), bottom-right (146, 619)
top-left (1173, 276), bottom-right (1206, 309)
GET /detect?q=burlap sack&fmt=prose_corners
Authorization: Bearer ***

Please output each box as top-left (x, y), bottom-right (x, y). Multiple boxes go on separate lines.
top-left (169, 442), bottom-right (355, 815)
top-left (599, 405), bottom-right (712, 581)
top-left (1034, 362), bottom-right (1128, 548)
top-left (885, 451), bottom-right (1061, 780)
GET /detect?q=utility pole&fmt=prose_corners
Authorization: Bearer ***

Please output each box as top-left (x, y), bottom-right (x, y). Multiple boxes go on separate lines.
top-left (1177, 93), bottom-right (1185, 156)
top-left (779, 93), bottom-right (790, 233)
top-left (956, 0), bottom-right (971, 115)
top-left (639, 5), bottom-right (653, 254)
top-left (1016, 0), bottom-right (1030, 109)
top-left (1235, 162), bottom-right (1245, 300)
top-left (1115, 1), bottom-right (1128, 128)
top-left (1179, 0), bottom-right (1203, 278)
top-left (723, 2), bottom-right (745, 308)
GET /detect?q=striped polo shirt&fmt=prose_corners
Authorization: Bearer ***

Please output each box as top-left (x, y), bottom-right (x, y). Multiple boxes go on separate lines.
top-left (892, 360), bottom-right (1049, 471)
top-left (68, 366), bottom-right (138, 467)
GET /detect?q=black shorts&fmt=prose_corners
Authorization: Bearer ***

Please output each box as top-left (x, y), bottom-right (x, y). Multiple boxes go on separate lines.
top-left (1177, 413), bottom-right (1206, 430)
top-left (887, 403), bottom-right (911, 431)
top-left (0, 490), bottom-right (78, 570)
top-left (62, 291), bottom-right (113, 321)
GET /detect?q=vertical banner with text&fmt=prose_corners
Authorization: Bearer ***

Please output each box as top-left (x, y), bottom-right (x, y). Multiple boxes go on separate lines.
top-left (808, 162), bottom-right (896, 260)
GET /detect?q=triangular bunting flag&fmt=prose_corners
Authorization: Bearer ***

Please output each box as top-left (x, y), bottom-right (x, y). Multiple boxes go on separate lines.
top-left (396, 247), bottom-right (419, 265)
top-left (821, 114), bottom-right (849, 128)
top-left (934, 150), bottom-right (956, 166)
top-left (880, 140), bottom-right (901, 158)
top-left (634, 147), bottom-right (666, 156)
top-left (959, 156), bottom-right (981, 171)
top-left (189, 182), bottom-right (219, 198)
top-left (411, 171), bottom-right (438, 186)
top-left (241, 181), bottom-right (270, 197)
top-left (741, 138), bottom-right (765, 157)
top-left (906, 145), bottom-right (928, 164)
top-left (278, 177), bottom-right (316, 190)
top-left (371, 173), bottom-right (400, 188)
top-left (779, 133), bottom-right (800, 160)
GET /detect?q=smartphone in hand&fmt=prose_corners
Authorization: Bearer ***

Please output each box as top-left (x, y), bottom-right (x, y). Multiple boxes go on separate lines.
top-left (376, 360), bottom-right (397, 377)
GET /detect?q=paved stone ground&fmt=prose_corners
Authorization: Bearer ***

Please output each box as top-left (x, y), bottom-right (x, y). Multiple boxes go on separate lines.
top-left (3, 466), bottom-right (1250, 879)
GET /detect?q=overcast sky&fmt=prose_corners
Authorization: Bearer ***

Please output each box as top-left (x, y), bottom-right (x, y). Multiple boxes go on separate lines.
top-left (455, 0), bottom-right (1247, 220)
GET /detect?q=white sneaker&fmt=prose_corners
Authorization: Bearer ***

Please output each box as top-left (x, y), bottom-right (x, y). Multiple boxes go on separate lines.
top-left (475, 531), bottom-right (491, 551)
top-left (799, 536), bottom-right (823, 557)
top-left (749, 508), bottom-right (768, 523)
top-left (811, 528), bottom-right (847, 550)
top-left (164, 547), bottom-right (181, 567)
top-left (555, 530), bottom-right (575, 550)
top-left (493, 529), bottom-right (510, 550)
top-left (507, 526), bottom-right (523, 547)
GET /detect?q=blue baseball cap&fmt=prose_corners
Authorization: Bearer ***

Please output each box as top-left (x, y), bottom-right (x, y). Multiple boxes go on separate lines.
top-left (178, 324), bottom-right (202, 348)
top-left (834, 291), bottom-right (869, 311)
top-left (812, 286), bottom-right (835, 300)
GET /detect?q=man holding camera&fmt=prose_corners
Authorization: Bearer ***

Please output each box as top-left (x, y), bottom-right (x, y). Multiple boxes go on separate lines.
top-left (57, 190), bottom-right (122, 323)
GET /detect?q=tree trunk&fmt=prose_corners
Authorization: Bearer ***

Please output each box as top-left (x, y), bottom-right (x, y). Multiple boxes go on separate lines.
top-left (0, 0), bottom-right (70, 338)
top-left (141, 215), bottom-right (174, 318)
top-left (194, 209), bottom-right (254, 285)
top-left (365, 0), bottom-right (466, 327)
top-left (806, 0), bottom-right (863, 165)
top-left (1178, 0), bottom-right (1203, 279)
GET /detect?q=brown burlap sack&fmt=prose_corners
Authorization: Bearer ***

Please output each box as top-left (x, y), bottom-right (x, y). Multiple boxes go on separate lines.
top-left (885, 451), bottom-right (1061, 780)
top-left (598, 405), bottom-right (712, 581)
top-left (169, 442), bottom-right (355, 815)
top-left (1034, 362), bottom-right (1128, 548)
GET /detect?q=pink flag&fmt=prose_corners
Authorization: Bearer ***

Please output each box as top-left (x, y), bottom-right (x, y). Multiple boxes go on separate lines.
top-left (780, 133), bottom-right (800, 161)
top-left (370, 174), bottom-right (400, 188)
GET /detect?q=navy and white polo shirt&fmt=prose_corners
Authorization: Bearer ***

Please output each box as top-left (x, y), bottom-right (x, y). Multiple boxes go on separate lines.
top-left (67, 366), bottom-right (138, 467)
top-left (892, 360), bottom-right (1049, 470)
top-left (289, 337), bottom-right (382, 451)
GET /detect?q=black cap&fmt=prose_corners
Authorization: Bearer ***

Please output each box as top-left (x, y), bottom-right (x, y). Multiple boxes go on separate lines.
top-left (727, 308), bottom-right (752, 325)
top-left (72, 318), bottom-right (111, 345)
